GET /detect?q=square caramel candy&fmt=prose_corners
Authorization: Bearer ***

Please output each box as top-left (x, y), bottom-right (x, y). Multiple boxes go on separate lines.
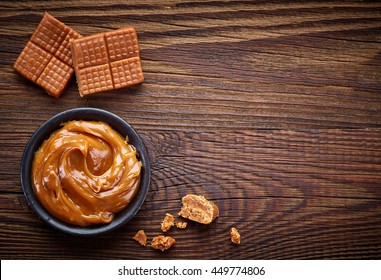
top-left (13, 12), bottom-right (81, 97)
top-left (70, 27), bottom-right (144, 96)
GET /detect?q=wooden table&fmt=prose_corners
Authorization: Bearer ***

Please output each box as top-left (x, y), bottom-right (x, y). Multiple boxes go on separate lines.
top-left (1, 0), bottom-right (380, 259)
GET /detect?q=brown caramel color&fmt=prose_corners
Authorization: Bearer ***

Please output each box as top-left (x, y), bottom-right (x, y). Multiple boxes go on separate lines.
top-left (151, 235), bottom-right (176, 251)
top-left (31, 121), bottom-right (141, 226)
top-left (70, 27), bottom-right (144, 96)
top-left (161, 213), bottom-right (175, 232)
top-left (13, 12), bottom-right (81, 97)
top-left (178, 194), bottom-right (219, 224)
top-left (176, 221), bottom-right (188, 229)
top-left (230, 227), bottom-right (241, 244)
top-left (133, 230), bottom-right (147, 246)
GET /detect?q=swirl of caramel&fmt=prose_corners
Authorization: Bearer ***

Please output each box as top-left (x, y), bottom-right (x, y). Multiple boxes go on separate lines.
top-left (32, 120), bottom-right (141, 226)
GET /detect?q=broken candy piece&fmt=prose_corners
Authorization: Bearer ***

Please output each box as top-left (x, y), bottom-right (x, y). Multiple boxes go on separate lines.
top-left (70, 26), bottom-right (144, 96)
top-left (13, 12), bottom-right (81, 97)
top-left (151, 235), bottom-right (175, 251)
top-left (176, 221), bottom-right (188, 229)
top-left (132, 230), bottom-right (147, 246)
top-left (161, 213), bottom-right (175, 232)
top-left (178, 194), bottom-right (219, 224)
top-left (230, 227), bottom-right (241, 245)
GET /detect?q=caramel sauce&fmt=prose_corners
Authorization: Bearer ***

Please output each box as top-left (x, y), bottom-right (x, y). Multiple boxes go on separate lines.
top-left (32, 120), bottom-right (141, 226)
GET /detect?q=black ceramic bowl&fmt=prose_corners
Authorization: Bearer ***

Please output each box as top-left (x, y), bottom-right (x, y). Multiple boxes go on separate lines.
top-left (20, 108), bottom-right (150, 236)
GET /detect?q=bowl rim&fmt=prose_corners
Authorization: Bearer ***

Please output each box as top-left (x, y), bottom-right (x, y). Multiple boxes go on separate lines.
top-left (20, 107), bottom-right (150, 237)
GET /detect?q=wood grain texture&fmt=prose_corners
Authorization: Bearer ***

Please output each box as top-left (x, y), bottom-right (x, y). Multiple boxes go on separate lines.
top-left (1, 129), bottom-right (381, 259)
top-left (0, 0), bottom-right (381, 259)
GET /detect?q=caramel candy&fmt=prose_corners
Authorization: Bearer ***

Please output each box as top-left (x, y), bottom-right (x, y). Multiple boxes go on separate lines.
top-left (133, 230), bottom-right (147, 246)
top-left (161, 213), bottom-right (175, 232)
top-left (176, 221), bottom-right (188, 229)
top-left (151, 235), bottom-right (175, 251)
top-left (178, 194), bottom-right (219, 224)
top-left (70, 27), bottom-right (144, 96)
top-left (14, 12), bottom-right (81, 97)
top-left (230, 227), bottom-right (241, 244)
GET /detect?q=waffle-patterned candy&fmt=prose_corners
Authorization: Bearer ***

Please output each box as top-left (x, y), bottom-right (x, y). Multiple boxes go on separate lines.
top-left (13, 12), bottom-right (81, 97)
top-left (70, 27), bottom-right (144, 96)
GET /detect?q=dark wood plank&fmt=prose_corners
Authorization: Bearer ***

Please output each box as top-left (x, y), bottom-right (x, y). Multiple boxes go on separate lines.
top-left (0, 0), bottom-right (381, 129)
top-left (1, 129), bottom-right (380, 259)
